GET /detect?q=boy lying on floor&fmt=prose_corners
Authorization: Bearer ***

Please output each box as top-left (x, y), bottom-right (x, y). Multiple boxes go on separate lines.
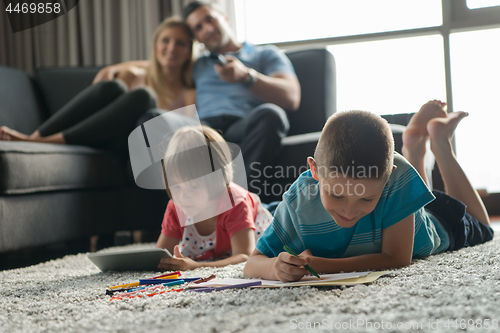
top-left (244, 100), bottom-right (494, 282)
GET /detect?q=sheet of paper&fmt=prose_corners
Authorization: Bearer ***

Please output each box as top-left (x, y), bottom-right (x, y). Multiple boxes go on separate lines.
top-left (259, 271), bottom-right (371, 287)
top-left (188, 271), bottom-right (372, 289)
top-left (262, 271), bottom-right (389, 288)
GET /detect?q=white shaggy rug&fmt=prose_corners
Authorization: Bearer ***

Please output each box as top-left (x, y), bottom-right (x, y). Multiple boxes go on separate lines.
top-left (1, 236), bottom-right (499, 333)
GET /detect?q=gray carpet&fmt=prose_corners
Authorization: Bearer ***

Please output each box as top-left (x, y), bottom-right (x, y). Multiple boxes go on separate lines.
top-left (1, 236), bottom-right (499, 333)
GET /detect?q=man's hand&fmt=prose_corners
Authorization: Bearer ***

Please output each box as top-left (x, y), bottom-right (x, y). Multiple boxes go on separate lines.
top-left (92, 61), bottom-right (150, 85)
top-left (272, 251), bottom-right (310, 282)
top-left (158, 245), bottom-right (200, 271)
top-left (92, 64), bottom-right (122, 84)
top-left (213, 55), bottom-right (250, 83)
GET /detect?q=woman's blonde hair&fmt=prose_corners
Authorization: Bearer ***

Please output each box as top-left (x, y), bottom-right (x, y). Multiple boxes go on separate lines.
top-left (162, 126), bottom-right (234, 200)
top-left (147, 17), bottom-right (196, 110)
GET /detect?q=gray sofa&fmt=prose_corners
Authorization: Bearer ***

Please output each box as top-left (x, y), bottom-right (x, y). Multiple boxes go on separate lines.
top-left (0, 48), bottom-right (412, 256)
top-left (0, 67), bottom-right (168, 254)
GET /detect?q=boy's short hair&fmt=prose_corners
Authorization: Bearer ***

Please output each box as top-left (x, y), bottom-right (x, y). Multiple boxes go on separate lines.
top-left (163, 125), bottom-right (233, 200)
top-left (314, 110), bottom-right (394, 181)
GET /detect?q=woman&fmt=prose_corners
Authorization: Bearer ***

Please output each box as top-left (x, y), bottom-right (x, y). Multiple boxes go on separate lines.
top-left (0, 17), bottom-right (196, 160)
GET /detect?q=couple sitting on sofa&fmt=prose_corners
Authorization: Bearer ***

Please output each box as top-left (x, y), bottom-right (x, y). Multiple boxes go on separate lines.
top-left (0, 1), bottom-right (301, 187)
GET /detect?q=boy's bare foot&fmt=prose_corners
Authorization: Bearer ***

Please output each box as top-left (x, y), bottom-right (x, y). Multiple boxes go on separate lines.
top-left (407, 100), bottom-right (448, 131)
top-left (402, 100), bottom-right (447, 162)
top-left (402, 126), bottom-right (428, 162)
top-left (428, 111), bottom-right (468, 154)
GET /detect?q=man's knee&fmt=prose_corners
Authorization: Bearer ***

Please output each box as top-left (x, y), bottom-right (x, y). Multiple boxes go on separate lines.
top-left (251, 103), bottom-right (290, 133)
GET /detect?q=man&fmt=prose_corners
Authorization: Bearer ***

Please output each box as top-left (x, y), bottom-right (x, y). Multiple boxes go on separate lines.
top-left (182, 2), bottom-right (301, 192)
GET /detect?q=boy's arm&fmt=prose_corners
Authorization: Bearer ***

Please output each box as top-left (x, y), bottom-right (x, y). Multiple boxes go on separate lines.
top-left (243, 248), bottom-right (309, 282)
top-left (307, 214), bottom-right (415, 273)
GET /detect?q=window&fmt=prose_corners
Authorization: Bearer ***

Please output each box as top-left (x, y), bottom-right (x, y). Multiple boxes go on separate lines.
top-left (234, 0), bottom-right (442, 44)
top-left (466, 0), bottom-right (500, 9)
top-left (450, 28), bottom-right (500, 192)
top-left (327, 35), bottom-right (446, 115)
top-left (233, 0), bottom-right (500, 193)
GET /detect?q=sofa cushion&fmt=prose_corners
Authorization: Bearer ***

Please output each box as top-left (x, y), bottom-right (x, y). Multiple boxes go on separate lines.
top-left (0, 66), bottom-right (47, 134)
top-left (0, 142), bottom-right (125, 194)
top-left (35, 67), bottom-right (101, 116)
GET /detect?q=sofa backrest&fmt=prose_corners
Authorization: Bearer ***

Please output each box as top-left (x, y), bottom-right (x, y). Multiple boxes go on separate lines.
top-left (0, 66), bottom-right (47, 134)
top-left (23, 49), bottom-right (336, 136)
top-left (35, 67), bottom-right (101, 116)
top-left (286, 49), bottom-right (336, 136)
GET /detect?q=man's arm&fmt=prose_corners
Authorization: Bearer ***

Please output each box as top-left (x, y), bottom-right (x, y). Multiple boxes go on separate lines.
top-left (214, 55), bottom-right (301, 111)
top-left (248, 73), bottom-right (301, 111)
top-left (307, 214), bottom-right (415, 274)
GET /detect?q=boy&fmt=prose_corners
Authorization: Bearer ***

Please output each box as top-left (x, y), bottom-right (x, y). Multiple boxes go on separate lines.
top-left (244, 100), bottom-right (494, 282)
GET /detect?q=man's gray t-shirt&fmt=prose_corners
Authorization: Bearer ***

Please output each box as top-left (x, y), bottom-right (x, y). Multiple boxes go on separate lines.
top-left (192, 42), bottom-right (296, 119)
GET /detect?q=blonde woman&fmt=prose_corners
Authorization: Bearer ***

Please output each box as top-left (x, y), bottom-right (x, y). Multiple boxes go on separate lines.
top-left (0, 17), bottom-right (196, 159)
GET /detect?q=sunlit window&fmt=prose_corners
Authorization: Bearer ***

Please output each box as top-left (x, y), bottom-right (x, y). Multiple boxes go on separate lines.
top-left (466, 0), bottom-right (500, 9)
top-left (234, 0), bottom-right (442, 44)
top-left (327, 35), bottom-right (446, 115)
top-left (450, 28), bottom-right (500, 192)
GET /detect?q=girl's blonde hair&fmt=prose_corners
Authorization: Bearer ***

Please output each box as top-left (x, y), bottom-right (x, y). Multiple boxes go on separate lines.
top-left (162, 126), bottom-right (234, 200)
top-left (147, 17), bottom-right (196, 110)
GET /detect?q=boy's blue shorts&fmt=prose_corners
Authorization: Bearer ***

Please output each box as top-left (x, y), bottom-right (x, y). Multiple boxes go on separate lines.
top-left (425, 190), bottom-right (494, 251)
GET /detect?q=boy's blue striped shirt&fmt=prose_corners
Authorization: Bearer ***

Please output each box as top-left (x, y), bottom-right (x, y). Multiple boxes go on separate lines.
top-left (256, 152), bottom-right (449, 259)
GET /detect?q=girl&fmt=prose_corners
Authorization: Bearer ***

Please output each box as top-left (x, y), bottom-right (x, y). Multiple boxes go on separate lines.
top-left (0, 17), bottom-right (196, 159)
top-left (156, 125), bottom-right (272, 271)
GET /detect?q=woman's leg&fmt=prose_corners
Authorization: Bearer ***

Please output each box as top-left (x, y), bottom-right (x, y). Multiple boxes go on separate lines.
top-left (427, 112), bottom-right (490, 226)
top-left (0, 80), bottom-right (127, 142)
top-left (63, 87), bottom-right (157, 153)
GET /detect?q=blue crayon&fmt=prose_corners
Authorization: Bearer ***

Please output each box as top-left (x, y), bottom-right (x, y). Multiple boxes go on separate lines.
top-left (139, 277), bottom-right (199, 285)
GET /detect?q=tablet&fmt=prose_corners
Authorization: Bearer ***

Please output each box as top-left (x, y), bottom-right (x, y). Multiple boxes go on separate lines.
top-left (87, 248), bottom-right (172, 272)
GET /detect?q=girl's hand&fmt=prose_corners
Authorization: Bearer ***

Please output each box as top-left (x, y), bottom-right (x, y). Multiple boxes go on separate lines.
top-left (272, 251), bottom-right (309, 282)
top-left (158, 245), bottom-right (200, 271)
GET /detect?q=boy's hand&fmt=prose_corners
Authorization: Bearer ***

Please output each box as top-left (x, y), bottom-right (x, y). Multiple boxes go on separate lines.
top-left (273, 251), bottom-right (310, 282)
top-left (298, 249), bottom-right (314, 260)
top-left (158, 245), bottom-right (200, 271)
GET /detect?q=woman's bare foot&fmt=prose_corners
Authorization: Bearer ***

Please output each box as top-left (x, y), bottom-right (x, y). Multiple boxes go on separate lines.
top-left (0, 126), bottom-right (32, 141)
top-left (428, 111), bottom-right (469, 155)
top-left (0, 127), bottom-right (64, 144)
